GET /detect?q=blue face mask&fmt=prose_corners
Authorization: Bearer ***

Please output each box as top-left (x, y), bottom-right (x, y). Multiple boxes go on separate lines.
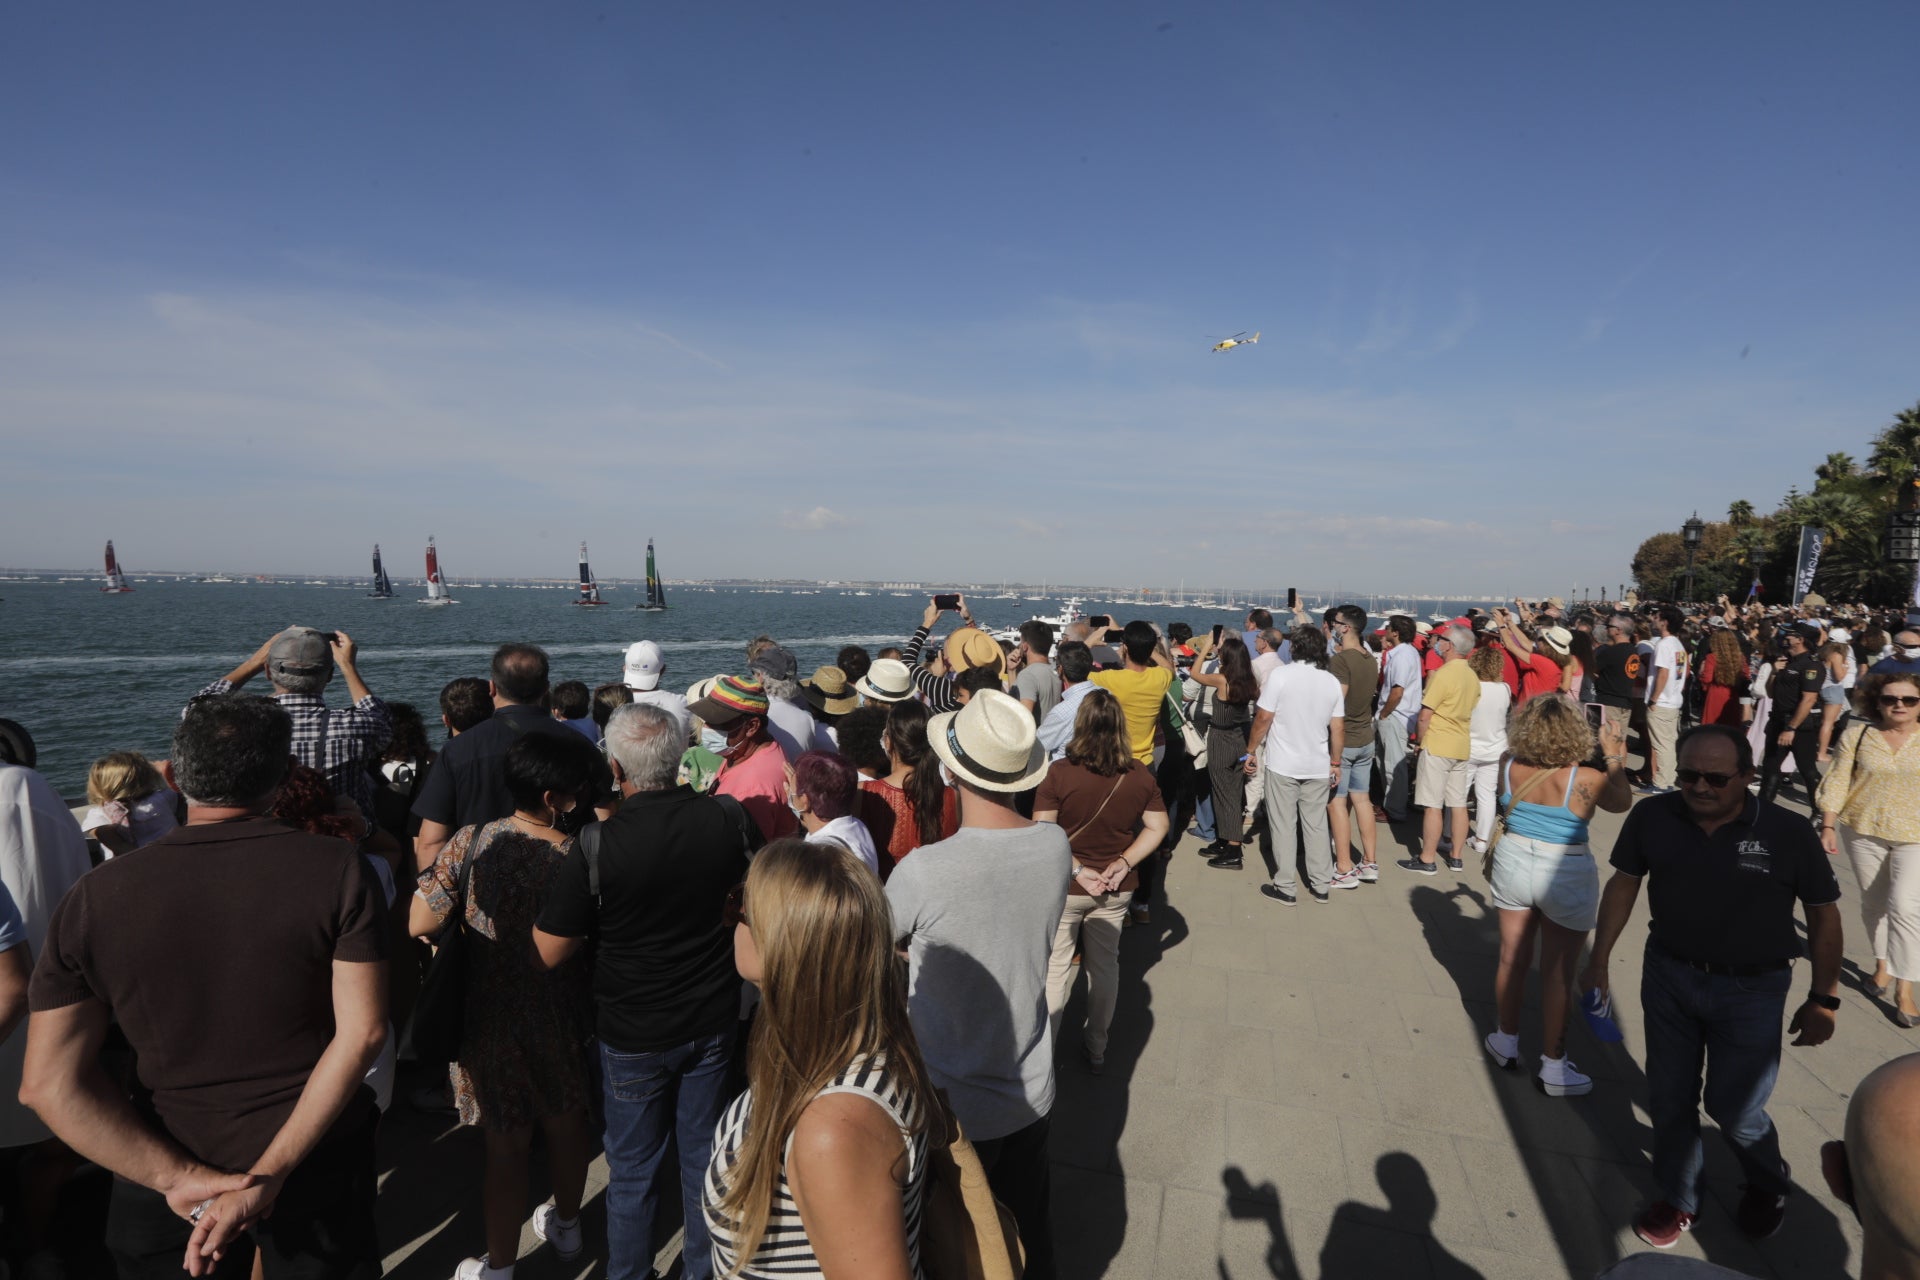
top-left (700, 727), bottom-right (730, 755)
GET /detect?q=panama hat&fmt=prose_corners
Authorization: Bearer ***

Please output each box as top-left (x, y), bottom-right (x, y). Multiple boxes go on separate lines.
top-left (688, 674), bottom-right (770, 728)
top-left (1539, 626), bottom-right (1574, 656)
top-left (802, 665), bottom-right (858, 716)
top-left (943, 626), bottom-right (1005, 673)
top-left (927, 689), bottom-right (1047, 793)
top-left (855, 659), bottom-right (915, 704)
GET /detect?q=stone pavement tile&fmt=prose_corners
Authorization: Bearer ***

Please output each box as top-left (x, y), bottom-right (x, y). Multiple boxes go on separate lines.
top-left (1313, 1217), bottom-right (1438, 1278)
top-left (1047, 1070), bottom-right (1128, 1174)
top-left (1217, 1189), bottom-right (1322, 1280)
top-left (1334, 1115), bottom-right (1489, 1254)
top-left (1268, 1032), bottom-right (1380, 1112)
top-left (1567, 1154), bottom-right (1779, 1280)
top-left (1477, 1066), bottom-right (1649, 1164)
top-left (1225, 967), bottom-right (1321, 1037)
top-left (1143, 960), bottom-right (1234, 1022)
top-left (1151, 1185), bottom-right (1226, 1280)
top-left (1364, 1046), bottom-right (1507, 1141)
top-left (1397, 989), bottom-right (1501, 1059)
top-left (1225, 1097), bottom-right (1349, 1195)
top-left (1452, 1243), bottom-right (1564, 1280)
top-left (1177, 1023), bottom-right (1282, 1102)
top-left (1450, 1132), bottom-right (1601, 1263)
top-left (1113, 1083), bottom-right (1228, 1192)
top-left (1050, 1164), bottom-right (1165, 1280)
top-left (1103, 1009), bottom-right (1188, 1087)
top-left (1186, 910), bottom-right (1269, 971)
top-left (1313, 980), bottom-right (1418, 1052)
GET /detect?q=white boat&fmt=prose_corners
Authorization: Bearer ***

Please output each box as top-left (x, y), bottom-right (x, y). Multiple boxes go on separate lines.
top-left (420, 537), bottom-right (458, 606)
top-left (101, 540), bottom-right (133, 594)
top-left (990, 598), bottom-right (1084, 642)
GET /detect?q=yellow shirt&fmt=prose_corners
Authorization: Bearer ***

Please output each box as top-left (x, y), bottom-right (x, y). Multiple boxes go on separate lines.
top-left (1818, 724), bottom-right (1920, 843)
top-left (1420, 659), bottom-right (1480, 761)
top-left (1090, 666), bottom-right (1174, 764)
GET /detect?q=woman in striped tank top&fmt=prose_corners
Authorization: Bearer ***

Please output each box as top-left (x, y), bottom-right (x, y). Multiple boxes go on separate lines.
top-left (703, 838), bottom-right (940, 1278)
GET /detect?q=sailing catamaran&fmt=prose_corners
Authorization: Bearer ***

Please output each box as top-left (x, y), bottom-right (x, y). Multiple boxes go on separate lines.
top-left (575, 541), bottom-right (605, 606)
top-left (367, 544), bottom-right (394, 598)
top-left (635, 539), bottom-right (667, 611)
top-left (101, 540), bottom-right (133, 593)
top-left (421, 536), bottom-right (457, 606)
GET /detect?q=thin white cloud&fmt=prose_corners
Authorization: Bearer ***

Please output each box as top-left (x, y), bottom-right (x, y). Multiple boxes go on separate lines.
top-left (780, 507), bottom-right (851, 532)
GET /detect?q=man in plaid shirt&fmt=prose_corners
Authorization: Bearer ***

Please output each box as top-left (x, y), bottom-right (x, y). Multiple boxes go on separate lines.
top-left (188, 627), bottom-right (391, 823)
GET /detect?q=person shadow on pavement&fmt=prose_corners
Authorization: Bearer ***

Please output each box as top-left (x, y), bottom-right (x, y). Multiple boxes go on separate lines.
top-left (1216, 1155), bottom-right (1484, 1280)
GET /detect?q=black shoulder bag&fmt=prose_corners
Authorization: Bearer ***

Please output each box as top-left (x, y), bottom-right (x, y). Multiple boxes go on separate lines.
top-left (410, 841), bottom-right (474, 1066)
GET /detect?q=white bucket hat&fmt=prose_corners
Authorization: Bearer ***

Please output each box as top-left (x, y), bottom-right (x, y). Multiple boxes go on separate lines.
top-left (854, 658), bottom-right (915, 704)
top-left (927, 689), bottom-right (1047, 793)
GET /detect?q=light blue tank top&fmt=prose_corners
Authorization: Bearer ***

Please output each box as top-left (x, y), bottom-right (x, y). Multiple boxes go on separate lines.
top-left (1501, 760), bottom-right (1590, 844)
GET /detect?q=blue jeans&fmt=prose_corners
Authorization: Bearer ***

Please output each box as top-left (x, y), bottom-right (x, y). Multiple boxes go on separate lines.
top-left (1193, 794), bottom-right (1217, 841)
top-left (1641, 945), bottom-right (1793, 1214)
top-left (600, 1031), bottom-right (736, 1280)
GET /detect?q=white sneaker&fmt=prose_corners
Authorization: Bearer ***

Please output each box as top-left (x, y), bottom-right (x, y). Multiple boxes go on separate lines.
top-left (1356, 861), bottom-right (1379, 883)
top-left (1484, 1030), bottom-right (1519, 1070)
top-left (453, 1258), bottom-right (508, 1280)
top-left (1329, 869), bottom-right (1361, 891)
top-left (1468, 837), bottom-right (1488, 855)
top-left (1536, 1055), bottom-right (1593, 1097)
top-left (532, 1203), bottom-right (583, 1261)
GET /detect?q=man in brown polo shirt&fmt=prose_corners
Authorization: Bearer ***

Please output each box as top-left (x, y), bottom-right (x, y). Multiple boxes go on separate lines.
top-left (22, 695), bottom-right (388, 1280)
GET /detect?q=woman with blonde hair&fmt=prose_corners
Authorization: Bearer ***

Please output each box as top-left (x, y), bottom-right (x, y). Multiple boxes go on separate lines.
top-left (1035, 688), bottom-right (1169, 1073)
top-left (1484, 694), bottom-right (1631, 1098)
top-left (704, 838), bottom-right (939, 1276)
top-left (1698, 628), bottom-right (1751, 728)
top-left (79, 750), bottom-right (178, 857)
top-left (1819, 671), bottom-right (1920, 1026)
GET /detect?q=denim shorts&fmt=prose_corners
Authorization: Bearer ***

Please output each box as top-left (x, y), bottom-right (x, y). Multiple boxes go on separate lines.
top-left (1333, 744), bottom-right (1373, 798)
top-left (1490, 834), bottom-right (1599, 930)
top-left (1819, 683), bottom-right (1849, 706)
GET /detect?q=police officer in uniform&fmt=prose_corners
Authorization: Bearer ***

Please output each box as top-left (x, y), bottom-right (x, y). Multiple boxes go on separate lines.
top-left (1758, 624), bottom-right (1826, 805)
top-left (1584, 724), bottom-right (1842, 1249)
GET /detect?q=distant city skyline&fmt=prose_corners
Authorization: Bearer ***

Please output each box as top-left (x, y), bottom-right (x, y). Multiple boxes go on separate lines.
top-left (3, 4), bottom-right (1916, 595)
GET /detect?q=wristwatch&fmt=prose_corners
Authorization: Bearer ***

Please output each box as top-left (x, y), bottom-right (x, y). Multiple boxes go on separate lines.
top-left (1805, 992), bottom-right (1841, 1011)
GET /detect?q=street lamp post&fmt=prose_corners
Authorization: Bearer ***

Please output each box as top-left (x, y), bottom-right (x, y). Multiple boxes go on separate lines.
top-left (1682, 512), bottom-right (1705, 603)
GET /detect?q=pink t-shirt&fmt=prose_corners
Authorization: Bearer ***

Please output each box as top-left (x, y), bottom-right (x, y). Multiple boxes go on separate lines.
top-left (715, 742), bottom-right (797, 842)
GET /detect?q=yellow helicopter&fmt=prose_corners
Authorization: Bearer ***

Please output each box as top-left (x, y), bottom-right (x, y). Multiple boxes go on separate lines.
top-left (1210, 330), bottom-right (1260, 353)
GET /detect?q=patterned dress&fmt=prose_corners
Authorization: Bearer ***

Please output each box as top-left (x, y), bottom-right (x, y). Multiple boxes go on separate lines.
top-left (418, 819), bottom-right (593, 1130)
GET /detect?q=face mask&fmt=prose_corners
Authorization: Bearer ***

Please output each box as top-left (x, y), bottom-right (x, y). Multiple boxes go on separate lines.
top-left (1903, 647), bottom-right (1920, 661)
top-left (554, 804), bottom-right (586, 836)
top-left (789, 798), bottom-right (807, 822)
top-left (700, 727), bottom-right (730, 755)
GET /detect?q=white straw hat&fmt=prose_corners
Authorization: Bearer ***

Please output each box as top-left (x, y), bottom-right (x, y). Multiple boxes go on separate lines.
top-left (854, 658), bottom-right (915, 704)
top-left (927, 689), bottom-right (1048, 793)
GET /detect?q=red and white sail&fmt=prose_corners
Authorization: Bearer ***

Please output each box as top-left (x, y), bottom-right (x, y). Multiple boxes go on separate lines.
top-left (101, 540), bottom-right (133, 593)
top-left (421, 536), bottom-right (455, 605)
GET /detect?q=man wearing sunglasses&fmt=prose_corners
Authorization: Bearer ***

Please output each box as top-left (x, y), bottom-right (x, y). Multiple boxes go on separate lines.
top-left (1584, 724), bottom-right (1842, 1251)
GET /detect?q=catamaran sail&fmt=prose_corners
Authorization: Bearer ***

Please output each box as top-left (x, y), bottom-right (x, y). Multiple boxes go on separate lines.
top-left (421, 536), bottom-right (457, 606)
top-left (101, 540), bottom-right (133, 593)
top-left (368, 544), bottom-right (393, 598)
top-left (636, 539), bottom-right (667, 611)
top-left (575, 541), bottom-right (604, 605)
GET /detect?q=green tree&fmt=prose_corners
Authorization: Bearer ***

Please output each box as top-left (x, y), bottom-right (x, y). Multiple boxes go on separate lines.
top-left (1814, 452), bottom-right (1858, 489)
top-left (1727, 499), bottom-right (1755, 526)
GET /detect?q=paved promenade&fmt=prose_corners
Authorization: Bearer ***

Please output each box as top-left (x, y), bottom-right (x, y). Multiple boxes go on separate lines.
top-left (379, 785), bottom-right (1884, 1279)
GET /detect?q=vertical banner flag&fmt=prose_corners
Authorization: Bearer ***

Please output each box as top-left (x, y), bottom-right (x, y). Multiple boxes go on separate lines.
top-left (1791, 526), bottom-right (1825, 605)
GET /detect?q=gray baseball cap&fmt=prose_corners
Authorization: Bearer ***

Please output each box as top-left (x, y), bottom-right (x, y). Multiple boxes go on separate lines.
top-left (267, 627), bottom-right (335, 686)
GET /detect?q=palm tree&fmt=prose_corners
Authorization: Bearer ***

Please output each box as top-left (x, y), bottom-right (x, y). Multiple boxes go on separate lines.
top-left (1815, 451), bottom-right (1858, 488)
top-left (1727, 499), bottom-right (1755, 527)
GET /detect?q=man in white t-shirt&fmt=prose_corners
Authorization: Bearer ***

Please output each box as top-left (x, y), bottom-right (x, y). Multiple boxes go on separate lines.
top-left (1226, 628), bottom-right (1345, 905)
top-left (1375, 616), bottom-right (1424, 822)
top-left (1643, 607), bottom-right (1689, 792)
top-left (621, 640), bottom-right (692, 745)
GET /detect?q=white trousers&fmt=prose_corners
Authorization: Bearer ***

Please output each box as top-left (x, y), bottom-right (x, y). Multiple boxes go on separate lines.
top-left (1840, 826), bottom-right (1920, 981)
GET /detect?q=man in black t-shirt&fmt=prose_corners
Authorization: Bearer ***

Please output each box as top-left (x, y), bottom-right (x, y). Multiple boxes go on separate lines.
top-left (411, 643), bottom-right (614, 869)
top-left (1584, 725), bottom-right (1842, 1250)
top-left (1591, 616), bottom-right (1648, 779)
top-left (533, 703), bottom-right (757, 1280)
top-left (1758, 625), bottom-right (1826, 805)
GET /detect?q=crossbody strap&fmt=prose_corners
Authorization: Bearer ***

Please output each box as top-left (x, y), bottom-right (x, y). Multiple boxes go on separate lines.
top-left (1500, 761), bottom-right (1562, 823)
top-left (1066, 773), bottom-right (1129, 843)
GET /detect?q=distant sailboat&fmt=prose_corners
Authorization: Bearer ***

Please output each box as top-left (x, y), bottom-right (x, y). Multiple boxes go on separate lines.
top-left (101, 540), bottom-right (133, 594)
top-left (368, 544), bottom-right (394, 598)
top-left (575, 541), bottom-right (605, 606)
top-left (635, 539), bottom-right (667, 611)
top-left (421, 536), bottom-right (458, 606)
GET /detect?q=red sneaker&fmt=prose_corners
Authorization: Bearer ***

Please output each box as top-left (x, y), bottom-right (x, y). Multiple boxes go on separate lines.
top-left (1633, 1200), bottom-right (1696, 1249)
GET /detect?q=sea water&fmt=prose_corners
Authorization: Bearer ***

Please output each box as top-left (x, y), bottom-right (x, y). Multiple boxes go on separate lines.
top-left (0, 580), bottom-right (1499, 801)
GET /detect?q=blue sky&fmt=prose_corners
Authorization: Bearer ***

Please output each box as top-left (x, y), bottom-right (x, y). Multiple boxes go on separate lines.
top-left (2, 2), bottom-right (1915, 595)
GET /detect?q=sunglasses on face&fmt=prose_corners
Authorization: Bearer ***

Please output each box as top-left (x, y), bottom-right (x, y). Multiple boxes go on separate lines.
top-left (723, 882), bottom-right (750, 929)
top-left (1880, 695), bottom-right (1920, 708)
top-left (1676, 768), bottom-right (1739, 789)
